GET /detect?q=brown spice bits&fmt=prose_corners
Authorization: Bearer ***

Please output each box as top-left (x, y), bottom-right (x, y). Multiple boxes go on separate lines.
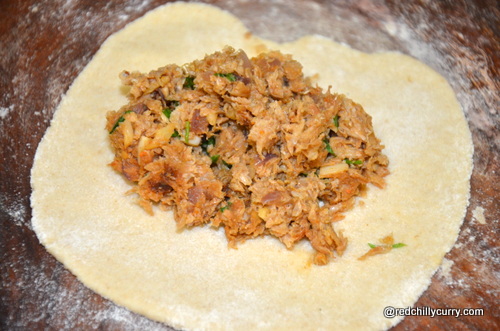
top-left (106, 46), bottom-right (389, 265)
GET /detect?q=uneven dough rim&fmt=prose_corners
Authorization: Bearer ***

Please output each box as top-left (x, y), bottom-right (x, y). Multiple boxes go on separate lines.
top-left (30, 3), bottom-right (473, 331)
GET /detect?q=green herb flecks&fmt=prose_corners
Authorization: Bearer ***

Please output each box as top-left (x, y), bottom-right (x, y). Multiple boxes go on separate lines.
top-left (220, 201), bottom-right (232, 212)
top-left (333, 115), bottom-right (340, 128)
top-left (183, 76), bottom-right (195, 90)
top-left (368, 243), bottom-right (407, 249)
top-left (210, 155), bottom-right (220, 164)
top-left (171, 130), bottom-right (180, 138)
top-left (222, 159), bottom-right (232, 169)
top-left (109, 110), bottom-right (133, 134)
top-left (201, 136), bottom-right (216, 153)
top-left (323, 138), bottom-right (336, 156)
top-left (215, 73), bottom-right (237, 82)
top-left (162, 108), bottom-right (173, 119)
top-left (201, 136), bottom-right (218, 163)
top-left (184, 121), bottom-right (191, 143)
top-left (162, 101), bottom-right (180, 119)
top-left (344, 158), bottom-right (363, 166)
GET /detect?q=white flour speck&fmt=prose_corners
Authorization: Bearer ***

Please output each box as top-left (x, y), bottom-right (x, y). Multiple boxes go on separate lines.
top-left (0, 195), bottom-right (28, 228)
top-left (0, 105), bottom-right (13, 119)
top-left (472, 206), bottom-right (486, 224)
top-left (437, 257), bottom-right (454, 284)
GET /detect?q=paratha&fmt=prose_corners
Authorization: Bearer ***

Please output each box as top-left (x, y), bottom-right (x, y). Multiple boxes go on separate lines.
top-left (31, 3), bottom-right (473, 330)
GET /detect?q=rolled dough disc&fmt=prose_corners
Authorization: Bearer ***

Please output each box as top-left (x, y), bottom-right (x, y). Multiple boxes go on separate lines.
top-left (31, 3), bottom-right (473, 330)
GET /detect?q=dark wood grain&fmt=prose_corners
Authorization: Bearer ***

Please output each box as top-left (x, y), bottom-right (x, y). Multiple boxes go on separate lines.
top-left (1, 0), bottom-right (498, 330)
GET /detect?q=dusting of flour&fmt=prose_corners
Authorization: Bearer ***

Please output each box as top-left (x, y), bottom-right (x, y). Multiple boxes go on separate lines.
top-left (472, 206), bottom-right (486, 225)
top-left (3, 1), bottom-right (494, 330)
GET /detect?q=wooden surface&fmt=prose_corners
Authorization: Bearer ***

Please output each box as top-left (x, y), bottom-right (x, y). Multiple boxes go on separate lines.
top-left (0, 0), bottom-right (498, 330)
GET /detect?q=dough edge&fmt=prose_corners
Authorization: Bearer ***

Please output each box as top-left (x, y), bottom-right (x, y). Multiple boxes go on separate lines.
top-left (30, 2), bottom-right (473, 330)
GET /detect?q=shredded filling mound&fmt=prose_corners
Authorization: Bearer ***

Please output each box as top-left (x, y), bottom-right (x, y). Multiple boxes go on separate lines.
top-left (106, 46), bottom-right (389, 265)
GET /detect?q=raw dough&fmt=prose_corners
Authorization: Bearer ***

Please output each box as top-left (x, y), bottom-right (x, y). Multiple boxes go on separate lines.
top-left (31, 3), bottom-right (473, 330)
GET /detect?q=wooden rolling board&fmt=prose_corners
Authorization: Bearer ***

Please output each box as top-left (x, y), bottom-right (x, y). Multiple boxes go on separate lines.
top-left (0, 0), bottom-right (498, 329)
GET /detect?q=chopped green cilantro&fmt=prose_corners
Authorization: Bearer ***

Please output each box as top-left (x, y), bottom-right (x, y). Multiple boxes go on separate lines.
top-left (201, 136), bottom-right (216, 152)
top-left (109, 110), bottom-right (133, 134)
top-left (183, 76), bottom-right (195, 90)
top-left (162, 101), bottom-right (180, 119)
top-left (210, 154), bottom-right (220, 164)
top-left (344, 158), bottom-right (363, 166)
top-left (220, 201), bottom-right (232, 212)
top-left (368, 242), bottom-right (407, 249)
top-left (222, 159), bottom-right (232, 169)
top-left (162, 108), bottom-right (173, 119)
top-left (323, 138), bottom-right (336, 156)
top-left (215, 73), bottom-right (237, 82)
top-left (333, 115), bottom-right (339, 128)
top-left (171, 130), bottom-right (180, 138)
top-left (184, 121), bottom-right (191, 143)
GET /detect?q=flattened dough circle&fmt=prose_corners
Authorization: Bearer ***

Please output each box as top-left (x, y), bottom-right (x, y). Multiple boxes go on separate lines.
top-left (31, 3), bottom-right (473, 330)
